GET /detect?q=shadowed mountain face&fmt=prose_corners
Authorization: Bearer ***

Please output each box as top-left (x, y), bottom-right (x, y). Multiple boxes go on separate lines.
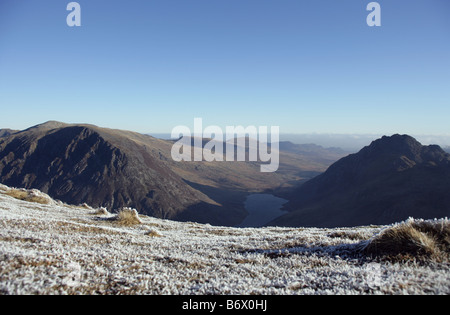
top-left (272, 135), bottom-right (450, 228)
top-left (0, 121), bottom-right (344, 226)
top-left (0, 129), bottom-right (18, 138)
top-left (0, 122), bottom-right (215, 220)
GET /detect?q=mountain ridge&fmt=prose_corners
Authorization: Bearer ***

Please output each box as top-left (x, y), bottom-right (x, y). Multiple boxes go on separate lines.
top-left (0, 123), bottom-right (217, 222)
top-left (272, 134), bottom-right (450, 228)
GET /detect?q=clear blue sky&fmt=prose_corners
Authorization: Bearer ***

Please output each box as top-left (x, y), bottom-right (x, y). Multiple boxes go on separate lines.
top-left (0, 0), bottom-right (449, 135)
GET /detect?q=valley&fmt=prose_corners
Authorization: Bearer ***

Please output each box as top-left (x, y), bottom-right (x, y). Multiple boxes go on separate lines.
top-left (1, 122), bottom-right (450, 229)
top-left (0, 122), bottom-right (345, 227)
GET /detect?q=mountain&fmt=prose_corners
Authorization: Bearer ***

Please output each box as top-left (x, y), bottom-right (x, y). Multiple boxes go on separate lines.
top-left (277, 141), bottom-right (348, 166)
top-left (272, 134), bottom-right (450, 228)
top-left (0, 121), bottom-right (218, 221)
top-left (0, 121), bottom-right (344, 226)
top-left (0, 129), bottom-right (18, 138)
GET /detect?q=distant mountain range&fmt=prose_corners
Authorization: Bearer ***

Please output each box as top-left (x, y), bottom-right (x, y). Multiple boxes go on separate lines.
top-left (276, 134), bottom-right (450, 152)
top-left (272, 134), bottom-right (450, 227)
top-left (0, 121), bottom-right (345, 226)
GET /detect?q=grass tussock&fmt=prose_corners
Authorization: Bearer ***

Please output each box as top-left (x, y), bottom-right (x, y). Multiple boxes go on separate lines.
top-left (145, 228), bottom-right (162, 237)
top-left (93, 207), bottom-right (109, 216)
top-left (3, 188), bottom-right (52, 205)
top-left (79, 203), bottom-right (93, 210)
top-left (364, 218), bottom-right (450, 261)
top-left (114, 207), bottom-right (142, 226)
top-left (328, 230), bottom-right (372, 241)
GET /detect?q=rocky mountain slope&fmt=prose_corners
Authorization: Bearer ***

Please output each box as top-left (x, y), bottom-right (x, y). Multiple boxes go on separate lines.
top-left (0, 121), bottom-right (216, 222)
top-left (0, 129), bottom-right (18, 138)
top-left (273, 135), bottom-right (450, 228)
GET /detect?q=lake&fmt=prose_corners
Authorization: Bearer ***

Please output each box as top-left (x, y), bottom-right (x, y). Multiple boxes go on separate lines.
top-left (237, 194), bottom-right (288, 228)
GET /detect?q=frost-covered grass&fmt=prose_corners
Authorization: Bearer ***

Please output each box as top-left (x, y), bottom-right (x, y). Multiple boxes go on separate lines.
top-left (114, 208), bottom-right (143, 226)
top-left (3, 187), bottom-right (53, 205)
top-left (0, 187), bottom-right (449, 295)
top-left (364, 218), bottom-right (450, 262)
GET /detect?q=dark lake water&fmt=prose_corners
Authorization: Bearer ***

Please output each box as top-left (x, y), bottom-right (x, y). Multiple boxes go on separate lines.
top-left (237, 194), bottom-right (288, 228)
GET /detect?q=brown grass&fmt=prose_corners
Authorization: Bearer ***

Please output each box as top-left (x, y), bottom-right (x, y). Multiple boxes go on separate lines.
top-left (364, 218), bottom-right (450, 261)
top-left (144, 229), bottom-right (162, 237)
top-left (4, 188), bottom-right (52, 205)
top-left (114, 208), bottom-right (142, 226)
top-left (328, 230), bottom-right (372, 241)
top-left (0, 184), bottom-right (8, 192)
top-left (93, 207), bottom-right (109, 215)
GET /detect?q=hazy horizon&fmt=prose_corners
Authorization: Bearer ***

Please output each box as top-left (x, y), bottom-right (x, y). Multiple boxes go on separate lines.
top-left (149, 131), bottom-right (450, 151)
top-left (2, 119), bottom-right (450, 152)
top-left (2, 119), bottom-right (450, 151)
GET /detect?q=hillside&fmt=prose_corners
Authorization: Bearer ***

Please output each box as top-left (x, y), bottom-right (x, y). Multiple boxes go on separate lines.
top-left (1, 184), bottom-right (449, 295)
top-left (0, 121), bottom-right (216, 222)
top-left (274, 135), bottom-right (450, 228)
top-left (0, 129), bottom-right (18, 138)
top-left (0, 121), bottom-right (345, 227)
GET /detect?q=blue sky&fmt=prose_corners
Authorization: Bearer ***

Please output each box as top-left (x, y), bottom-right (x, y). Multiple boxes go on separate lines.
top-left (0, 0), bottom-right (449, 135)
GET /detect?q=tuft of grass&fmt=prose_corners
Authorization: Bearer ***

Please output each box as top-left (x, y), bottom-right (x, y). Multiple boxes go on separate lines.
top-left (328, 230), bottom-right (372, 241)
top-left (364, 218), bottom-right (450, 261)
top-left (4, 188), bottom-right (52, 205)
top-left (93, 207), bottom-right (109, 216)
top-left (0, 184), bottom-right (8, 192)
top-left (114, 207), bottom-right (142, 226)
top-left (79, 203), bottom-right (93, 210)
top-left (145, 228), bottom-right (162, 237)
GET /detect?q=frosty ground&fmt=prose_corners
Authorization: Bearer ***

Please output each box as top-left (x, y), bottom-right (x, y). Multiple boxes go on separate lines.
top-left (0, 185), bottom-right (448, 295)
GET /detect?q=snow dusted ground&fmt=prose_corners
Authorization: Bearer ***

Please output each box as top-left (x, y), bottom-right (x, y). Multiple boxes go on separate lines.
top-left (0, 186), bottom-right (449, 295)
